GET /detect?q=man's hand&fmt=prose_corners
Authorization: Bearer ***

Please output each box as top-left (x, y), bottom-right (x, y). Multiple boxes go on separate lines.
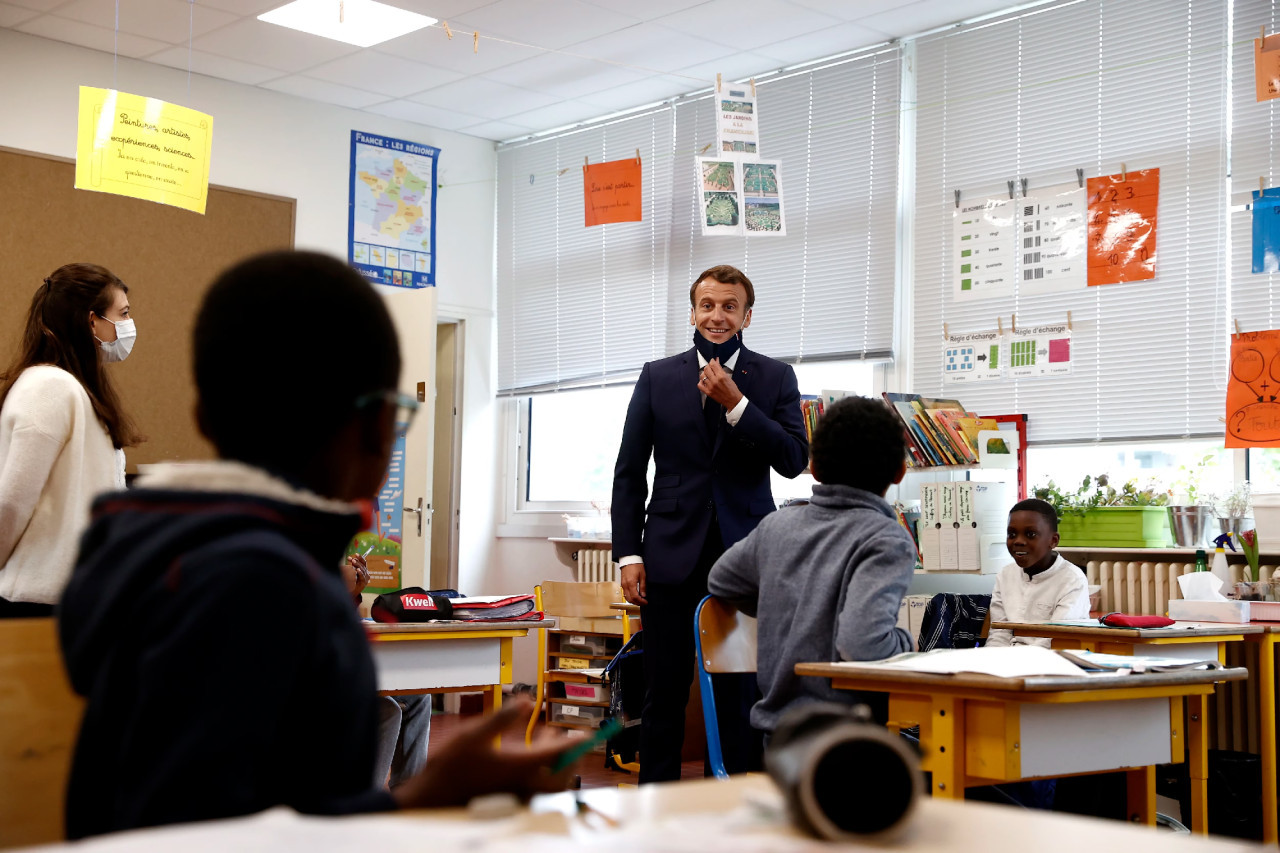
top-left (621, 562), bottom-right (648, 605)
top-left (698, 358), bottom-right (743, 411)
top-left (392, 698), bottom-right (577, 809)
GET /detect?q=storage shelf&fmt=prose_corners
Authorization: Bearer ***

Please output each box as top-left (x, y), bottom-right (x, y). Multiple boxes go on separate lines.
top-left (546, 719), bottom-right (600, 730)
top-left (549, 696), bottom-right (610, 707)
top-left (550, 652), bottom-right (615, 661)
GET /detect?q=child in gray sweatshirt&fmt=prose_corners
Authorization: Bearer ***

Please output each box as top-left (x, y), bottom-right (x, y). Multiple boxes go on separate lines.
top-left (708, 395), bottom-right (915, 733)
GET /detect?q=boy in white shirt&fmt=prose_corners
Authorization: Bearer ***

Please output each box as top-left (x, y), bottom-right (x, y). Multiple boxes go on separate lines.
top-left (985, 498), bottom-right (1089, 647)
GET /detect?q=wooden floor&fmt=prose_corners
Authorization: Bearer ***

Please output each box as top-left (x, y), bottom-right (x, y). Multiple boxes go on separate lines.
top-left (428, 712), bottom-right (704, 788)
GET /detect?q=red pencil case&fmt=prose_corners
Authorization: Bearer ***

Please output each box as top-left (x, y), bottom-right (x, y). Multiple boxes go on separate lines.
top-left (1099, 612), bottom-right (1175, 628)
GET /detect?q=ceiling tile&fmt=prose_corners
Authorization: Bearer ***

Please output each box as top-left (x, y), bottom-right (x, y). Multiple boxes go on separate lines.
top-left (381, 0), bottom-right (494, 16)
top-left (855, 0), bottom-right (1016, 38)
top-left (655, 0), bottom-right (840, 50)
top-left (306, 51), bottom-right (463, 98)
top-left (190, 17), bottom-right (359, 72)
top-left (788, 0), bottom-right (908, 22)
top-left (577, 74), bottom-right (693, 110)
top-left (451, 0), bottom-right (639, 50)
top-left (409, 75), bottom-right (559, 119)
top-left (562, 23), bottom-right (733, 74)
top-left (581, 0), bottom-right (713, 21)
top-left (482, 51), bottom-right (646, 101)
top-left (261, 75), bottom-right (387, 108)
top-left (751, 21), bottom-right (891, 66)
top-left (503, 99), bottom-right (614, 131)
top-left (146, 45), bottom-right (282, 84)
top-left (186, 0), bottom-right (277, 15)
top-left (4, 0), bottom-right (75, 12)
top-left (673, 51), bottom-right (776, 86)
top-left (51, 0), bottom-right (238, 44)
top-left (456, 118), bottom-right (536, 141)
top-left (375, 23), bottom-right (541, 74)
top-left (16, 15), bottom-right (169, 57)
top-left (0, 2), bottom-right (39, 26)
top-left (362, 98), bottom-right (485, 130)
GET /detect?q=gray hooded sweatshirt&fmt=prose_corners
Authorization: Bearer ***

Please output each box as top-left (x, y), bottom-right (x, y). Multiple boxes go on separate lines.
top-left (708, 482), bottom-right (915, 732)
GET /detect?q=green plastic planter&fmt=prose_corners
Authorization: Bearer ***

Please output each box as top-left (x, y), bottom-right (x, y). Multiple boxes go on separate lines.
top-left (1056, 506), bottom-right (1175, 548)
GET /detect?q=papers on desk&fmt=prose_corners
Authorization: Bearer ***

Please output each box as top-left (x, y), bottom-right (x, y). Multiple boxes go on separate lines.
top-left (451, 594), bottom-right (541, 621)
top-left (1057, 649), bottom-right (1222, 673)
top-left (867, 646), bottom-right (1086, 677)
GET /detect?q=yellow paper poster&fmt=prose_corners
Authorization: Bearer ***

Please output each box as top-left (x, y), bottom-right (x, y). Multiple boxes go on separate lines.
top-left (75, 86), bottom-right (213, 215)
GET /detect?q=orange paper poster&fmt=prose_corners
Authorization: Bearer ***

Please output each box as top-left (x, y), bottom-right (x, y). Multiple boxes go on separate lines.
top-left (1227, 330), bottom-right (1280, 447)
top-left (1257, 33), bottom-right (1280, 102)
top-left (583, 157), bottom-right (642, 227)
top-left (1086, 169), bottom-right (1158, 286)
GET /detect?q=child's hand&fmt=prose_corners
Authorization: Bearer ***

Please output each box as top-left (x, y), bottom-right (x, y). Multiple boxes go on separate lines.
top-left (392, 698), bottom-right (578, 809)
top-left (342, 554), bottom-right (371, 597)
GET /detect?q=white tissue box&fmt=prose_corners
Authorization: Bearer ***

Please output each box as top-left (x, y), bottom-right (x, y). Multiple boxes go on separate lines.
top-left (1166, 599), bottom-right (1250, 623)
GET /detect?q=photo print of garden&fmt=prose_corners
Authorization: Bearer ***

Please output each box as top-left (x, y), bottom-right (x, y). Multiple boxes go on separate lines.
top-left (696, 157), bottom-right (784, 236)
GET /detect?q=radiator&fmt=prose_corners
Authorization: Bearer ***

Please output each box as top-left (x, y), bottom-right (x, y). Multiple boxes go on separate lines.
top-left (1081, 558), bottom-right (1279, 754)
top-left (577, 548), bottom-right (617, 583)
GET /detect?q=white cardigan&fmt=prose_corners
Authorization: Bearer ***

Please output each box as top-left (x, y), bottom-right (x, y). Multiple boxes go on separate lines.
top-left (0, 365), bottom-right (125, 604)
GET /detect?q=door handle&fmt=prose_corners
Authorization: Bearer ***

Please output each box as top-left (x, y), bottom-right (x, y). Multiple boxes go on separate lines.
top-left (403, 497), bottom-right (423, 537)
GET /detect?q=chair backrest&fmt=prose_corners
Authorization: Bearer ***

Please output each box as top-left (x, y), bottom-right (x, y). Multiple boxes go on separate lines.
top-left (538, 580), bottom-right (622, 618)
top-left (697, 595), bottom-right (757, 674)
top-left (0, 618), bottom-right (84, 848)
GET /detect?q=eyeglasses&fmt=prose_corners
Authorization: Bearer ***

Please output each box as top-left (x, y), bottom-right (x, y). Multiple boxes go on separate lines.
top-left (354, 390), bottom-right (421, 433)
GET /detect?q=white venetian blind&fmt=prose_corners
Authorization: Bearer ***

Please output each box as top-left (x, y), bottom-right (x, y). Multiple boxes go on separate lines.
top-left (911, 0), bottom-right (1229, 443)
top-left (496, 108), bottom-right (674, 394)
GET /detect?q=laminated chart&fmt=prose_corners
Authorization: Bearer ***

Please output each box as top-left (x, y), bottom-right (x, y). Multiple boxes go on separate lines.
top-left (349, 130), bottom-right (438, 288)
top-left (1227, 329), bottom-right (1280, 447)
top-left (742, 161), bottom-right (785, 235)
top-left (697, 157), bottom-right (741, 235)
top-left (942, 328), bottom-right (1004, 383)
top-left (1257, 31), bottom-right (1280, 102)
top-left (1253, 187), bottom-right (1280, 274)
top-left (1087, 169), bottom-right (1158, 286)
top-left (954, 197), bottom-right (1016, 300)
top-left (1019, 183), bottom-right (1087, 295)
top-left (1007, 322), bottom-right (1072, 379)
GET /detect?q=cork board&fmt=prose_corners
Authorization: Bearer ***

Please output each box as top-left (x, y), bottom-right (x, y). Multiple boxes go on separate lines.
top-left (0, 146), bottom-right (295, 469)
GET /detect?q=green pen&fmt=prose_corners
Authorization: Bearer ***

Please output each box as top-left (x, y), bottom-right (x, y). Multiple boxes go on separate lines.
top-left (549, 717), bottom-right (624, 774)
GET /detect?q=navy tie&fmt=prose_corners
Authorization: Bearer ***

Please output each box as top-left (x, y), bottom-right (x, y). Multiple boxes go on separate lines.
top-left (703, 393), bottom-right (722, 440)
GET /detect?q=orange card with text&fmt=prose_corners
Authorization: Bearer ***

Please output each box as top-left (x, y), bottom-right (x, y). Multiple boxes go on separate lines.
top-left (583, 157), bottom-right (642, 227)
top-left (1228, 330), bottom-right (1280, 447)
top-left (1086, 168), bottom-right (1159, 286)
top-left (1257, 33), bottom-right (1280, 101)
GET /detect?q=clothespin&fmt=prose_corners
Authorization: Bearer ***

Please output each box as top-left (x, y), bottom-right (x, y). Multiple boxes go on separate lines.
top-left (635, 148), bottom-right (641, 164)
top-left (1121, 162), bottom-right (1127, 182)
top-left (716, 73), bottom-right (722, 93)
top-left (1066, 311), bottom-right (1072, 332)
top-left (338, 0), bottom-right (344, 23)
top-left (700, 143), bottom-right (712, 154)
top-left (998, 316), bottom-right (1004, 336)
top-left (1021, 178), bottom-right (1028, 197)
top-left (1011, 313), bottom-right (1017, 333)
top-left (1076, 168), bottom-right (1084, 188)
top-left (557, 168), bottom-right (569, 176)
top-left (583, 155), bottom-right (589, 173)
top-left (1007, 180), bottom-right (1015, 200)
top-left (442, 20), bottom-right (453, 39)
top-left (473, 31), bottom-right (479, 53)
top-left (1236, 318), bottom-right (1243, 335)
top-left (943, 322), bottom-right (949, 341)
top-left (750, 77), bottom-right (756, 97)
top-left (1262, 176), bottom-right (1267, 195)
top-left (954, 189), bottom-right (961, 209)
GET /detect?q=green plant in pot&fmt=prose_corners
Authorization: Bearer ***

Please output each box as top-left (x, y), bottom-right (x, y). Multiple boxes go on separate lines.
top-left (1213, 481), bottom-right (1253, 540)
top-left (1167, 454), bottom-right (1215, 547)
top-left (1034, 474), bottom-right (1172, 547)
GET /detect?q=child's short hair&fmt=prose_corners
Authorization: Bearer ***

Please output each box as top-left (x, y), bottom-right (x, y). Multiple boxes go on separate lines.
top-left (193, 251), bottom-right (400, 472)
top-left (811, 396), bottom-right (906, 493)
top-left (1009, 498), bottom-right (1059, 532)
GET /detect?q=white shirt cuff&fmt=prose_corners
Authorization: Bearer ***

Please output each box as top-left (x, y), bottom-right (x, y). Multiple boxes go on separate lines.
top-left (725, 395), bottom-right (749, 426)
top-left (618, 555), bottom-right (643, 566)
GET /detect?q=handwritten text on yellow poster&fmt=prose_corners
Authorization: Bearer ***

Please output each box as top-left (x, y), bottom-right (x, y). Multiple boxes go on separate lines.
top-left (75, 86), bottom-right (213, 215)
top-left (1228, 329), bottom-right (1280, 447)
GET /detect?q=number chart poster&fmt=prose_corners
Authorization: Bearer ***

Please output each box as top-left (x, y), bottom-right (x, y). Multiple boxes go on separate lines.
top-left (953, 197), bottom-right (1017, 300)
top-left (1007, 322), bottom-right (1072, 379)
top-left (1227, 330), bottom-right (1280, 447)
top-left (1019, 183), bottom-right (1088, 295)
top-left (942, 328), bottom-right (1004, 383)
top-left (1086, 169), bottom-right (1158, 286)
top-left (348, 130), bottom-right (438, 289)
top-left (347, 426), bottom-right (407, 592)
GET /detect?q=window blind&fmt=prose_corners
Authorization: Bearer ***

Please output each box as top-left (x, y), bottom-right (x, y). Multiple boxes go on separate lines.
top-left (911, 0), bottom-right (1229, 443)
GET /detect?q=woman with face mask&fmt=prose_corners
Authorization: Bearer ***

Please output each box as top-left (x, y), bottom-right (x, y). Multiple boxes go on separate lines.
top-left (0, 264), bottom-right (142, 616)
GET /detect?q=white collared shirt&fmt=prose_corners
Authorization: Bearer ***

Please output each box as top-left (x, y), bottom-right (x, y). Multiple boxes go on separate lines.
top-left (985, 553), bottom-right (1090, 648)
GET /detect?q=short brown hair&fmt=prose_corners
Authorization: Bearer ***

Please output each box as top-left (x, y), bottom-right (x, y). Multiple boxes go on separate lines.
top-left (690, 265), bottom-right (755, 308)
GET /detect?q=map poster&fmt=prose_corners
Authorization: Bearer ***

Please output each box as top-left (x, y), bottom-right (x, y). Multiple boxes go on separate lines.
top-left (716, 83), bottom-right (759, 155)
top-left (953, 197), bottom-right (1016, 300)
top-left (348, 130), bottom-right (438, 289)
top-left (1086, 168), bottom-right (1158, 286)
top-left (1018, 183), bottom-right (1087, 295)
top-left (743, 160), bottom-right (784, 236)
top-left (697, 157), bottom-right (742, 235)
top-left (347, 425), bottom-right (407, 592)
top-left (74, 86), bottom-right (213, 215)
top-left (942, 328), bottom-right (1004, 383)
top-left (1007, 322), bottom-right (1072, 379)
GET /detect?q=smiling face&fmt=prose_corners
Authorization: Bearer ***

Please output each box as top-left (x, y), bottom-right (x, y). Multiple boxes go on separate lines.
top-left (1006, 509), bottom-right (1059, 573)
top-left (689, 278), bottom-right (752, 344)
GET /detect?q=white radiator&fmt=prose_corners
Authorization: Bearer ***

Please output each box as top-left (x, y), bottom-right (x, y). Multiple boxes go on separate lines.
top-left (1081, 559), bottom-right (1279, 754)
top-left (577, 548), bottom-right (617, 583)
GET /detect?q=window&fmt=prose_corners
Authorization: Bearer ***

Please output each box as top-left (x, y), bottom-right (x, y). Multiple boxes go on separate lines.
top-left (520, 385), bottom-right (638, 509)
top-left (1027, 439), bottom-right (1232, 504)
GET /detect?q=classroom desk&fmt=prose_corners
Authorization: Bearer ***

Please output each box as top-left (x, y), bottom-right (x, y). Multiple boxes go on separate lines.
top-left (608, 601), bottom-right (641, 642)
top-left (996, 620), bottom-right (1273, 841)
top-left (365, 619), bottom-right (552, 713)
top-left (20, 774), bottom-right (1262, 853)
top-left (795, 659), bottom-right (1248, 835)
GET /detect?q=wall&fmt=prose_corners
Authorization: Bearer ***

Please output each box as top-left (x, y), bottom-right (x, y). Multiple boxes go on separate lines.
top-left (0, 28), bottom-right (501, 618)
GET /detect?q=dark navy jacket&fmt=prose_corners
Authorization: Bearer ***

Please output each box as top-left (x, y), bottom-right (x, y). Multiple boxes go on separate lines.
top-left (611, 344), bottom-right (808, 584)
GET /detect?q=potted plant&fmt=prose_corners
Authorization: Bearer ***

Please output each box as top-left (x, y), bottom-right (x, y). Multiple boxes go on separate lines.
top-left (1235, 528), bottom-right (1274, 601)
top-left (1213, 481), bottom-right (1254, 541)
top-left (1167, 454), bottom-right (1215, 548)
top-left (1034, 474), bottom-right (1173, 548)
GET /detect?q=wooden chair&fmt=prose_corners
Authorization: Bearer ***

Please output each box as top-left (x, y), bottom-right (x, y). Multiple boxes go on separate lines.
top-left (0, 618), bottom-right (84, 848)
top-left (693, 595), bottom-right (757, 780)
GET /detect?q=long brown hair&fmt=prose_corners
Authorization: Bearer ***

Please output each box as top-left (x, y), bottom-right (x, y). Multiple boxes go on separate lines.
top-left (0, 264), bottom-right (142, 449)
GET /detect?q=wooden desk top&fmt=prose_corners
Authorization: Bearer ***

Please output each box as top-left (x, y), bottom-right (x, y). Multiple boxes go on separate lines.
top-left (993, 620), bottom-right (1265, 640)
top-left (364, 619), bottom-right (554, 638)
top-left (795, 660), bottom-right (1248, 696)
top-left (608, 602), bottom-right (640, 614)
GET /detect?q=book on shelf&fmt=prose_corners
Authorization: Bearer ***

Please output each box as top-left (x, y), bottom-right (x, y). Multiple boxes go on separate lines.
top-left (798, 395), bottom-right (824, 445)
top-left (882, 392), bottom-right (980, 469)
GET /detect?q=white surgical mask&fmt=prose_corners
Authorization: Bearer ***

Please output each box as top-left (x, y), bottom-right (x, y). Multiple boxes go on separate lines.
top-left (94, 317), bottom-right (136, 363)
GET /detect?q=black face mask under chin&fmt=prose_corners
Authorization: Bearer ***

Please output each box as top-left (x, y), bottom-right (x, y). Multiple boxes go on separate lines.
top-left (693, 329), bottom-right (742, 363)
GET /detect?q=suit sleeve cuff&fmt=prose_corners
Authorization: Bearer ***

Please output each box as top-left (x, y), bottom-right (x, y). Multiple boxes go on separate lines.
top-left (618, 555), bottom-right (643, 566)
top-left (725, 395), bottom-right (749, 427)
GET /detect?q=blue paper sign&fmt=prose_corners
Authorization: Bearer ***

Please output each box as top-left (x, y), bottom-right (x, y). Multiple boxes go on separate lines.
top-left (1252, 188), bottom-right (1280, 274)
top-left (348, 130), bottom-right (438, 288)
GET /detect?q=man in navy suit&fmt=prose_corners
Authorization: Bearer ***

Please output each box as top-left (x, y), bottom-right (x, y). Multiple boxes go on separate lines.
top-left (612, 265), bottom-right (808, 783)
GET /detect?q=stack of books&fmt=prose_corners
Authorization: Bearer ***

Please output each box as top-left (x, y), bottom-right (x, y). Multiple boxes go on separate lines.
top-left (799, 396), bottom-right (824, 444)
top-left (881, 393), bottom-right (999, 469)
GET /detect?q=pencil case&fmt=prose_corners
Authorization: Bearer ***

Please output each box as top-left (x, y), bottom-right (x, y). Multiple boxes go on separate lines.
top-left (1099, 612), bottom-right (1175, 628)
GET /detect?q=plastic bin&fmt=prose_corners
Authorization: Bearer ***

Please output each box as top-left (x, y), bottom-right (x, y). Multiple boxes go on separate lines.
top-left (563, 683), bottom-right (609, 702)
top-left (552, 702), bottom-right (608, 726)
top-left (560, 634), bottom-right (609, 656)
